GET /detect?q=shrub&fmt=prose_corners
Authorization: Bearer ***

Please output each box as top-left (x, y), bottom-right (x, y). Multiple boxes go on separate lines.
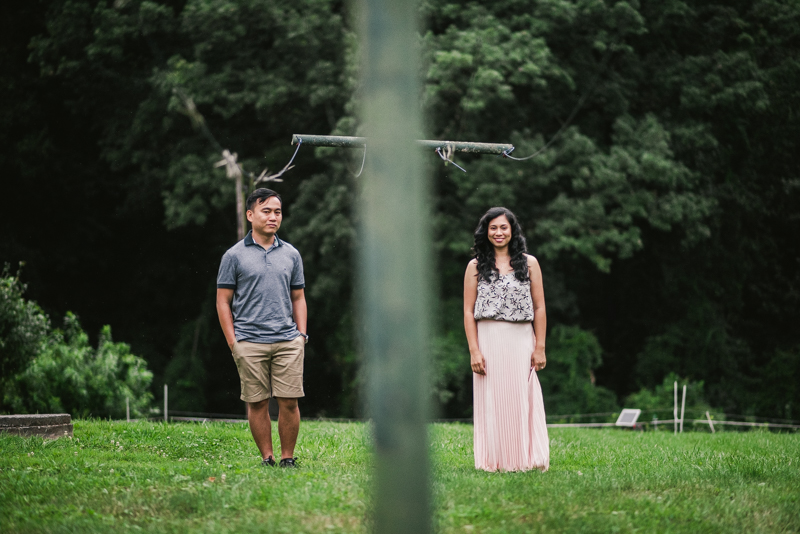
top-left (1, 267), bottom-right (153, 417)
top-left (0, 264), bottom-right (50, 380)
top-left (625, 373), bottom-right (713, 420)
top-left (538, 325), bottom-right (620, 417)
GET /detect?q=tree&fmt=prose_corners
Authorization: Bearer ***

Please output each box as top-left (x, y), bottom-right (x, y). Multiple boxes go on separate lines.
top-left (12, 0), bottom-right (355, 415)
top-left (3, 0), bottom-right (798, 419)
top-left (0, 265), bottom-right (50, 391)
top-left (625, 373), bottom-right (713, 420)
top-left (1, 269), bottom-right (153, 417)
top-left (7, 314), bottom-right (154, 418)
top-left (538, 325), bottom-right (619, 417)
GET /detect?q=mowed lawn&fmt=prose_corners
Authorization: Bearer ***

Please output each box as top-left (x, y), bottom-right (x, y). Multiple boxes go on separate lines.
top-left (1, 421), bottom-right (798, 533)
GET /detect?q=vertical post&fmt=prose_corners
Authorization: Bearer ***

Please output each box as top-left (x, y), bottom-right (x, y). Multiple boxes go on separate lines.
top-left (680, 384), bottom-right (687, 433)
top-left (358, 0), bottom-right (431, 533)
top-left (164, 384), bottom-right (169, 423)
top-left (126, 397), bottom-right (130, 423)
top-left (673, 381), bottom-right (678, 435)
top-left (706, 411), bottom-right (715, 434)
top-left (235, 174), bottom-right (246, 241)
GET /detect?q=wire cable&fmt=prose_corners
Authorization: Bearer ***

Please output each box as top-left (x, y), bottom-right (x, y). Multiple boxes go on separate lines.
top-left (436, 146), bottom-right (467, 173)
top-left (502, 46), bottom-right (615, 161)
top-left (254, 139), bottom-right (303, 184)
top-left (342, 144), bottom-right (367, 178)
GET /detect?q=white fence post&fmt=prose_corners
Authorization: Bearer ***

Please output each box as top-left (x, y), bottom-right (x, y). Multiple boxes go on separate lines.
top-left (164, 384), bottom-right (168, 423)
top-left (680, 384), bottom-right (687, 433)
top-left (706, 411), bottom-right (715, 433)
top-left (126, 397), bottom-right (130, 422)
top-left (674, 381), bottom-right (678, 435)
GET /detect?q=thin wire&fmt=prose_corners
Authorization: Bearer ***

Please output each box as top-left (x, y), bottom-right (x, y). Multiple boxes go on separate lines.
top-left (255, 139), bottom-right (302, 184)
top-left (436, 146), bottom-right (467, 173)
top-left (342, 145), bottom-right (367, 178)
top-left (502, 46), bottom-right (614, 161)
top-left (353, 145), bottom-right (367, 178)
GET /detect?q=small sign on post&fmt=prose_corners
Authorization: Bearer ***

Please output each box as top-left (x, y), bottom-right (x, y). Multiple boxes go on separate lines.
top-left (615, 409), bottom-right (642, 428)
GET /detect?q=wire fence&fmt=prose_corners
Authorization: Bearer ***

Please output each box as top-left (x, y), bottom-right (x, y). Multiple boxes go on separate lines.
top-left (135, 409), bottom-right (800, 431)
top-left (130, 384), bottom-right (800, 431)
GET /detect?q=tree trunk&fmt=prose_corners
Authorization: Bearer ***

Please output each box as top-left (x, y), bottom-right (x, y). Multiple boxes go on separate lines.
top-left (235, 173), bottom-right (246, 241)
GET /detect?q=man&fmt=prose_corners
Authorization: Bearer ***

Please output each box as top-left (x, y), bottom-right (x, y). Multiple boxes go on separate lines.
top-left (216, 188), bottom-right (308, 468)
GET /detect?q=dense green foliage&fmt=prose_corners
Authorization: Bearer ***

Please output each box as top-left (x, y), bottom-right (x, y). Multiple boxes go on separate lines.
top-left (539, 325), bottom-right (618, 416)
top-left (0, 265), bottom-right (50, 381)
top-left (625, 373), bottom-right (713, 417)
top-left (0, 270), bottom-right (153, 418)
top-left (1, 420), bottom-right (799, 532)
top-left (1, 0), bottom-right (798, 418)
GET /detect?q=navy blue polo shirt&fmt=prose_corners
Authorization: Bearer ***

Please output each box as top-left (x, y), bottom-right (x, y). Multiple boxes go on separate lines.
top-left (217, 231), bottom-right (305, 343)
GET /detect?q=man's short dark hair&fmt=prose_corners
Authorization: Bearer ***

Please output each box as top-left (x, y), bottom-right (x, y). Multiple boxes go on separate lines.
top-left (246, 188), bottom-right (282, 212)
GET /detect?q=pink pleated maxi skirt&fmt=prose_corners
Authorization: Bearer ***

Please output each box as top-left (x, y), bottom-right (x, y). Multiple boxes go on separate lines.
top-left (473, 320), bottom-right (549, 472)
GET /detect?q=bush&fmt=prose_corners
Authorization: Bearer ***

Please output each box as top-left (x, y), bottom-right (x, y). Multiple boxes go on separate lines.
top-left (538, 325), bottom-right (620, 417)
top-left (625, 373), bottom-right (713, 420)
top-left (1, 267), bottom-right (153, 417)
top-left (0, 264), bottom-right (50, 380)
top-left (755, 345), bottom-right (800, 421)
top-left (431, 328), bottom-right (471, 409)
top-left (430, 320), bottom-right (621, 419)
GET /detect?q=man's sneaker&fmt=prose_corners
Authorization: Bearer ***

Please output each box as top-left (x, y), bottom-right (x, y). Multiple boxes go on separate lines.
top-left (279, 457), bottom-right (298, 468)
top-left (262, 456), bottom-right (277, 467)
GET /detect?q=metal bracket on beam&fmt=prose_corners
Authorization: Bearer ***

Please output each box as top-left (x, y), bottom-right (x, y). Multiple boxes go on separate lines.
top-left (291, 134), bottom-right (513, 155)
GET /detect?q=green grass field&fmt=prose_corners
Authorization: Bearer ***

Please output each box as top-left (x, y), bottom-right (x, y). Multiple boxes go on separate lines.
top-left (1, 420), bottom-right (798, 533)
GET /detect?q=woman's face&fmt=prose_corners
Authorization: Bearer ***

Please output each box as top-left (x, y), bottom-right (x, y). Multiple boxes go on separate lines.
top-left (487, 214), bottom-right (512, 249)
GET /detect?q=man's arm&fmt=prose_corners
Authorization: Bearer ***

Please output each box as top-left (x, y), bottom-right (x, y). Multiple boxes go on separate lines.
top-left (291, 288), bottom-right (307, 337)
top-left (216, 288), bottom-right (236, 350)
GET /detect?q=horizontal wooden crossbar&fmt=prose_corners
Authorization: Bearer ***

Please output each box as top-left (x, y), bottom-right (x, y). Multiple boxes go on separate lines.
top-left (291, 134), bottom-right (513, 155)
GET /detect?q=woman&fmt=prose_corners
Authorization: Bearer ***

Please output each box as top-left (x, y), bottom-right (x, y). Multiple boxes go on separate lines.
top-left (464, 207), bottom-right (549, 472)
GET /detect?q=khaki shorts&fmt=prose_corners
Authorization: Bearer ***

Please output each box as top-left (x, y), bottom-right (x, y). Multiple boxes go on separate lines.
top-left (231, 337), bottom-right (305, 402)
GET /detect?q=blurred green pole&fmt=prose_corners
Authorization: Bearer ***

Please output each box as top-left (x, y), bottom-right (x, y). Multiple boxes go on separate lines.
top-left (357, 0), bottom-right (431, 533)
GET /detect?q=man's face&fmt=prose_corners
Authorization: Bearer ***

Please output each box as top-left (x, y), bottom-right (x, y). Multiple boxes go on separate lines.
top-left (247, 196), bottom-right (282, 236)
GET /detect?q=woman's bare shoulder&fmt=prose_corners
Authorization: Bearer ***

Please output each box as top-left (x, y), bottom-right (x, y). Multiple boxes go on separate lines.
top-left (525, 254), bottom-right (539, 267)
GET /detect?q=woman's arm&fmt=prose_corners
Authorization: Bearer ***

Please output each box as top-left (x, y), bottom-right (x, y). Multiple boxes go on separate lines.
top-left (528, 255), bottom-right (547, 371)
top-left (464, 260), bottom-right (486, 375)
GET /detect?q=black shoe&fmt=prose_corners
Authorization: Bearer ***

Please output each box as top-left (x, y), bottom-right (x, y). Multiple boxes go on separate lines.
top-left (262, 456), bottom-right (277, 467)
top-left (279, 457), bottom-right (298, 468)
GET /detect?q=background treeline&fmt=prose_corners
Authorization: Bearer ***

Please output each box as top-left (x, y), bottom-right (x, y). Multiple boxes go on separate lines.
top-left (1, 0), bottom-right (798, 420)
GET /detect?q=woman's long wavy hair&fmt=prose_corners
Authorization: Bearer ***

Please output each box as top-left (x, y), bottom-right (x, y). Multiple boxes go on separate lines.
top-left (472, 207), bottom-right (529, 283)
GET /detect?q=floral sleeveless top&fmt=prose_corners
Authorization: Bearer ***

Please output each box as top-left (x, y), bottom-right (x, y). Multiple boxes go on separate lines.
top-left (474, 273), bottom-right (534, 322)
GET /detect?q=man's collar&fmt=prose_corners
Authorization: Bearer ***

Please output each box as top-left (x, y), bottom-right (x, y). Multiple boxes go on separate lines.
top-left (244, 230), bottom-right (282, 248)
